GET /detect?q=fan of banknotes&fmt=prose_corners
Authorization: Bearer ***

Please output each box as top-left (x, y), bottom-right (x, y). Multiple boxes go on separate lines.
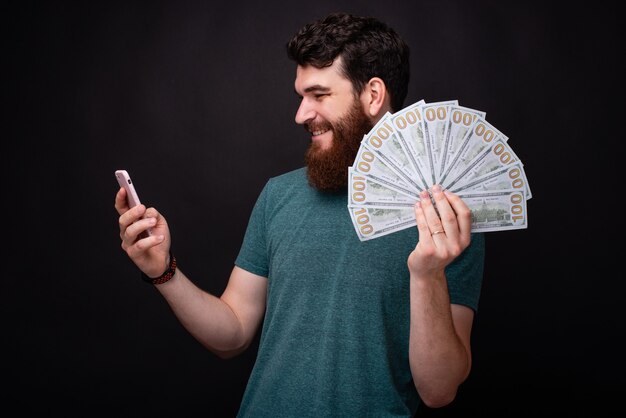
top-left (348, 99), bottom-right (531, 241)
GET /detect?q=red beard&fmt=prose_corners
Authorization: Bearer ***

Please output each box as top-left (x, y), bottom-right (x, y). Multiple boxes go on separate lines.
top-left (305, 99), bottom-right (373, 193)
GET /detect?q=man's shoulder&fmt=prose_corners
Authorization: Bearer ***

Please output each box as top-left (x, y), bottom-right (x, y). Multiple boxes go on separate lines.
top-left (265, 166), bottom-right (308, 191)
top-left (269, 166), bottom-right (307, 183)
top-left (258, 167), bottom-right (317, 208)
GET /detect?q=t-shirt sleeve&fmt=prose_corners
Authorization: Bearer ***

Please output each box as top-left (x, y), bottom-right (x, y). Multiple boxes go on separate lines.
top-left (445, 232), bottom-right (485, 312)
top-left (234, 181), bottom-right (271, 278)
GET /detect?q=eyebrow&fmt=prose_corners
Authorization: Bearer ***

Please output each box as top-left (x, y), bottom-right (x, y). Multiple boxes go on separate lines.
top-left (295, 85), bottom-right (331, 96)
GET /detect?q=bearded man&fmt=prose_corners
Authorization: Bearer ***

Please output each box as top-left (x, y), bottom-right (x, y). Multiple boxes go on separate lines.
top-left (115, 12), bottom-right (485, 417)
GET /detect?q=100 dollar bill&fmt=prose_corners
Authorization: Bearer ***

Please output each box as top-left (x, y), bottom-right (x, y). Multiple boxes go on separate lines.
top-left (458, 189), bottom-right (528, 232)
top-left (361, 113), bottom-right (424, 193)
top-left (449, 161), bottom-right (532, 200)
top-left (348, 167), bottom-right (418, 207)
top-left (441, 138), bottom-right (519, 191)
top-left (439, 105), bottom-right (486, 179)
top-left (389, 99), bottom-right (431, 191)
top-left (352, 142), bottom-right (418, 197)
top-left (348, 188), bottom-right (528, 241)
top-left (420, 100), bottom-right (458, 185)
top-left (348, 206), bottom-right (416, 241)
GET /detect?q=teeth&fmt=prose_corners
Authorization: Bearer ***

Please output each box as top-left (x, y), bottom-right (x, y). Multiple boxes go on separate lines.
top-left (312, 129), bottom-right (328, 136)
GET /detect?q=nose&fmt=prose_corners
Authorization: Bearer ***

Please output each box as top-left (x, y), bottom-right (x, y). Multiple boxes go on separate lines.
top-left (295, 98), bottom-right (315, 125)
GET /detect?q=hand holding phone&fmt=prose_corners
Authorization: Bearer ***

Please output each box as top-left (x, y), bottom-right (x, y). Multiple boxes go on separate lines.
top-left (115, 169), bottom-right (152, 237)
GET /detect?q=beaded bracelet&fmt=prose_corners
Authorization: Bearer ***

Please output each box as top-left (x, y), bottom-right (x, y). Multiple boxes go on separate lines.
top-left (141, 253), bottom-right (177, 285)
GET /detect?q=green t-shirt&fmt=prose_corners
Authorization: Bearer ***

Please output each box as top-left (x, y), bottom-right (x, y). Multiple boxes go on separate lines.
top-left (235, 168), bottom-right (484, 417)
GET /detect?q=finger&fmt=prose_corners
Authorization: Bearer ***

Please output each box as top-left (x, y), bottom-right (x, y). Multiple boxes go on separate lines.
top-left (131, 232), bottom-right (165, 254)
top-left (413, 200), bottom-right (433, 243)
top-left (444, 190), bottom-right (472, 245)
top-left (119, 204), bottom-right (146, 237)
top-left (430, 185), bottom-right (458, 241)
top-left (419, 190), bottom-right (444, 234)
top-left (114, 187), bottom-right (129, 214)
top-left (144, 206), bottom-right (161, 220)
top-left (125, 216), bottom-right (157, 242)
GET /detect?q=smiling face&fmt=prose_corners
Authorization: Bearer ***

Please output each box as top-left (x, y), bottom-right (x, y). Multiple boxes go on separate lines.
top-left (294, 58), bottom-right (360, 150)
top-left (294, 58), bottom-right (374, 192)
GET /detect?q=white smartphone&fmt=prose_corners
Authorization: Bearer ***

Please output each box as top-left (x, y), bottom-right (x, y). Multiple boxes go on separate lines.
top-left (115, 169), bottom-right (152, 237)
top-left (115, 169), bottom-right (142, 207)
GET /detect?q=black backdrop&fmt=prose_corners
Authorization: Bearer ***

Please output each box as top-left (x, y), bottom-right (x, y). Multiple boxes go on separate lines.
top-left (5, 1), bottom-right (623, 416)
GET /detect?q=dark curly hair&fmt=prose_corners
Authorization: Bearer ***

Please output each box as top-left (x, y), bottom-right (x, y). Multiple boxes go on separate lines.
top-left (286, 12), bottom-right (410, 112)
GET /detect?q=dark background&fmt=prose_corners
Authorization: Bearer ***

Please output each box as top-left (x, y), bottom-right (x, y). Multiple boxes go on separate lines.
top-left (5, 1), bottom-right (623, 416)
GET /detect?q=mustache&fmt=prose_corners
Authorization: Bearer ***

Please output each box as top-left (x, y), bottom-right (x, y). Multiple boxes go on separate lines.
top-left (304, 121), bottom-right (332, 134)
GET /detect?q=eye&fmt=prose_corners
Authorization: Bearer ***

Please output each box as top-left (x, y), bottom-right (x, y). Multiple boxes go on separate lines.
top-left (315, 93), bottom-right (329, 100)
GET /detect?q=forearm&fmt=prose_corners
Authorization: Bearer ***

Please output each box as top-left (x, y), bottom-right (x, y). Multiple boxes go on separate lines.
top-left (154, 268), bottom-right (247, 357)
top-left (408, 272), bottom-right (471, 408)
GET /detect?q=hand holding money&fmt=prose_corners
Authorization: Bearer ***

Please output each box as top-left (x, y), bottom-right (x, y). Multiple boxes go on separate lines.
top-left (348, 99), bottom-right (530, 241)
top-left (408, 185), bottom-right (472, 277)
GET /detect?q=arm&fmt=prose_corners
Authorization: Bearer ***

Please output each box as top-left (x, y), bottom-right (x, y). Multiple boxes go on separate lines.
top-left (115, 187), bottom-right (267, 358)
top-left (154, 266), bottom-right (267, 358)
top-left (407, 185), bottom-right (474, 408)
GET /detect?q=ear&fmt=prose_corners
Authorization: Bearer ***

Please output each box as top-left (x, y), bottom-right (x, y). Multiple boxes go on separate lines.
top-left (361, 77), bottom-right (390, 118)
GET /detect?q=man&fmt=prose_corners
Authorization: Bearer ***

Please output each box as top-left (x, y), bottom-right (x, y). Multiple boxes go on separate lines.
top-left (115, 12), bottom-right (484, 417)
